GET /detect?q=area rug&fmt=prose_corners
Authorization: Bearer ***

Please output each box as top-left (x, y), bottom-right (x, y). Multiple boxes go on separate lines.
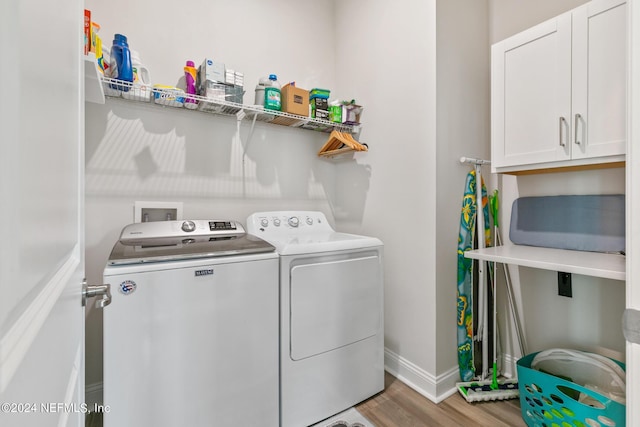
top-left (311, 407), bottom-right (375, 427)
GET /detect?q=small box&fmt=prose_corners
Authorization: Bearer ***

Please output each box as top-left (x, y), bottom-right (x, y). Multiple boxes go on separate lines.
top-left (281, 83), bottom-right (309, 117)
top-left (234, 71), bottom-right (244, 87)
top-left (329, 105), bottom-right (343, 123)
top-left (225, 84), bottom-right (244, 104)
top-left (197, 58), bottom-right (225, 94)
top-left (315, 109), bottom-right (330, 120)
top-left (84, 10), bottom-right (91, 55)
top-left (225, 69), bottom-right (235, 85)
top-left (311, 97), bottom-right (329, 120)
top-left (201, 82), bottom-right (227, 101)
top-left (311, 97), bottom-right (328, 110)
top-left (344, 104), bottom-right (363, 124)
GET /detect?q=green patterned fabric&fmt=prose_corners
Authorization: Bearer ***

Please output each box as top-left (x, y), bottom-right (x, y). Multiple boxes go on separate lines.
top-left (456, 169), bottom-right (490, 382)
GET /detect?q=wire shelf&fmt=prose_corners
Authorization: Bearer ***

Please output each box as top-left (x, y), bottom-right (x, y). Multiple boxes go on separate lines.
top-left (99, 76), bottom-right (359, 134)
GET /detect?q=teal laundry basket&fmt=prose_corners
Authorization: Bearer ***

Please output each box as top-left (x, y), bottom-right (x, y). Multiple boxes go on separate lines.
top-left (517, 352), bottom-right (626, 427)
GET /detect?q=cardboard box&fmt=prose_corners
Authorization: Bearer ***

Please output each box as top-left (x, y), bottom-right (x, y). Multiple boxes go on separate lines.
top-left (197, 58), bottom-right (225, 95)
top-left (344, 104), bottom-right (363, 124)
top-left (84, 10), bottom-right (91, 55)
top-left (281, 83), bottom-right (309, 117)
top-left (328, 103), bottom-right (363, 124)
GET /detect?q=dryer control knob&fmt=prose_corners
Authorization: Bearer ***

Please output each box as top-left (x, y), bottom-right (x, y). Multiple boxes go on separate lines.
top-left (181, 220), bottom-right (196, 232)
top-left (288, 216), bottom-right (299, 227)
top-left (260, 219), bottom-right (269, 227)
top-left (274, 218), bottom-right (281, 226)
top-left (306, 217), bottom-right (313, 225)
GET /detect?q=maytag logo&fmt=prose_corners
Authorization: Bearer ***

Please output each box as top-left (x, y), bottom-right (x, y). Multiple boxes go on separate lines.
top-left (195, 269), bottom-right (214, 277)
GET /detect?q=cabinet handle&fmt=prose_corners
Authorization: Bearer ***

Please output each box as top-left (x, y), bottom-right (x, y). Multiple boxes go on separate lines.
top-left (559, 117), bottom-right (566, 147)
top-left (574, 113), bottom-right (582, 145)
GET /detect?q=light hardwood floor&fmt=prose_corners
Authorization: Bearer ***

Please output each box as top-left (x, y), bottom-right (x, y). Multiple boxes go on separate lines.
top-left (86, 372), bottom-right (527, 427)
top-left (356, 372), bottom-right (527, 427)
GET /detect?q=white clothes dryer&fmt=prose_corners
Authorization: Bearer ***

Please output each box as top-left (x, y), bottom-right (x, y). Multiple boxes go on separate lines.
top-left (246, 211), bottom-right (384, 427)
top-left (102, 220), bottom-right (279, 427)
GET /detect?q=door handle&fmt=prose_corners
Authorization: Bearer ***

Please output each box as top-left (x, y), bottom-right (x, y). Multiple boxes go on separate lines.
top-left (623, 309), bottom-right (640, 345)
top-left (559, 116), bottom-right (567, 147)
top-left (574, 113), bottom-right (582, 145)
top-left (82, 279), bottom-right (112, 309)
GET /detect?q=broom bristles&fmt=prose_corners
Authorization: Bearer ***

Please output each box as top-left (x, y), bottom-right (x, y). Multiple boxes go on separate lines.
top-left (457, 379), bottom-right (520, 403)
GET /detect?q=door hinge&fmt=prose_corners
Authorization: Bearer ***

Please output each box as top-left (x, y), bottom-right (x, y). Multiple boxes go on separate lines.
top-left (623, 309), bottom-right (640, 345)
top-left (82, 279), bottom-right (112, 308)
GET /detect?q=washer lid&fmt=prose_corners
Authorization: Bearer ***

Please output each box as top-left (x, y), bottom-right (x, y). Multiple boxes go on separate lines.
top-left (108, 220), bottom-right (275, 265)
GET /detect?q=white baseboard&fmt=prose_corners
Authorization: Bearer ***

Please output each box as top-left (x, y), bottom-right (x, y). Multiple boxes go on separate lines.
top-left (383, 347), bottom-right (520, 404)
top-left (85, 381), bottom-right (103, 407)
top-left (383, 347), bottom-right (459, 404)
top-left (502, 352), bottom-right (518, 379)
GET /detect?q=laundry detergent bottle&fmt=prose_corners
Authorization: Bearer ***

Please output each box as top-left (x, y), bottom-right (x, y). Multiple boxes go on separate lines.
top-left (122, 50), bottom-right (151, 101)
top-left (110, 33), bottom-right (133, 91)
top-left (263, 74), bottom-right (281, 111)
top-left (184, 60), bottom-right (198, 109)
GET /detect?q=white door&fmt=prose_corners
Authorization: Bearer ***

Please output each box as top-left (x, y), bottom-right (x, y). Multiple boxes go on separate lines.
top-left (491, 13), bottom-right (572, 169)
top-left (0, 0), bottom-right (85, 425)
top-left (627, 1), bottom-right (639, 424)
top-left (572, 0), bottom-right (627, 160)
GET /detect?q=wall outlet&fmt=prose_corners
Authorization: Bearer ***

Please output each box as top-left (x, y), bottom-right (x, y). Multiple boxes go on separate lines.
top-left (134, 201), bottom-right (183, 223)
top-left (558, 272), bottom-right (572, 298)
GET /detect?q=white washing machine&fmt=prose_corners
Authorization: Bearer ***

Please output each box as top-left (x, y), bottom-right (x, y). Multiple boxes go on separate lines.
top-left (246, 211), bottom-right (384, 427)
top-left (102, 220), bottom-right (279, 427)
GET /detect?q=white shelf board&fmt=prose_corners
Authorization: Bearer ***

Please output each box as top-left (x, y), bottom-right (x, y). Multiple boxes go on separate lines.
top-left (84, 53), bottom-right (105, 104)
top-left (464, 245), bottom-right (625, 281)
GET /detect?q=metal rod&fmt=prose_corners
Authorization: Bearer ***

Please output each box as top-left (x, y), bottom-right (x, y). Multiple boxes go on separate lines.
top-left (460, 156), bottom-right (491, 165)
top-left (474, 163), bottom-right (489, 381)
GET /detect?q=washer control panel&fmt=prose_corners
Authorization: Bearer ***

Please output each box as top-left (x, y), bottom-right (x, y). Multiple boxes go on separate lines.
top-left (247, 211), bottom-right (334, 236)
top-left (119, 219), bottom-right (243, 241)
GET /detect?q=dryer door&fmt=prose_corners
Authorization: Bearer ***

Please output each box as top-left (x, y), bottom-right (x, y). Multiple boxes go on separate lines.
top-left (289, 252), bottom-right (382, 361)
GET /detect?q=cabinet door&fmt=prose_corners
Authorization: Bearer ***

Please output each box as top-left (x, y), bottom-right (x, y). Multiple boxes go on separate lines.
top-left (492, 14), bottom-right (572, 169)
top-left (571, 0), bottom-right (627, 159)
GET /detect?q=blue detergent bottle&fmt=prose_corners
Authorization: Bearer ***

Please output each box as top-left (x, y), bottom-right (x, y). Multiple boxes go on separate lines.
top-left (110, 33), bottom-right (133, 91)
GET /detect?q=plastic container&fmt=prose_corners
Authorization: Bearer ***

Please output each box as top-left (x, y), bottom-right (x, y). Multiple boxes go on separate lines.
top-left (254, 75), bottom-right (276, 107)
top-left (309, 88), bottom-right (330, 100)
top-left (122, 50), bottom-right (151, 101)
top-left (254, 83), bottom-right (266, 106)
top-left (110, 34), bottom-right (133, 92)
top-left (90, 22), bottom-right (107, 75)
top-left (184, 60), bottom-right (198, 110)
top-left (152, 85), bottom-right (185, 108)
top-left (259, 74), bottom-right (281, 111)
top-left (130, 50), bottom-right (150, 85)
top-left (517, 351), bottom-right (625, 427)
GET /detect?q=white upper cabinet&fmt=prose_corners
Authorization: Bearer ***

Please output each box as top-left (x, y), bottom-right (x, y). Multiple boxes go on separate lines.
top-left (572, 0), bottom-right (627, 160)
top-left (491, 0), bottom-right (627, 173)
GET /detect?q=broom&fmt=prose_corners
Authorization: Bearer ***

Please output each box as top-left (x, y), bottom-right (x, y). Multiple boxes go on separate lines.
top-left (457, 190), bottom-right (519, 402)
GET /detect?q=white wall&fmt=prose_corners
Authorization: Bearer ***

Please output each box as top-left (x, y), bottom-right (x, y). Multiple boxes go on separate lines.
top-left (84, 0), bottom-right (341, 390)
top-left (489, 0), bottom-right (626, 367)
top-left (333, 0), bottom-right (440, 397)
top-left (84, 0), bottom-right (627, 405)
top-left (489, 0), bottom-right (590, 42)
top-left (435, 0), bottom-right (490, 380)
top-left (333, 0), bottom-right (492, 400)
